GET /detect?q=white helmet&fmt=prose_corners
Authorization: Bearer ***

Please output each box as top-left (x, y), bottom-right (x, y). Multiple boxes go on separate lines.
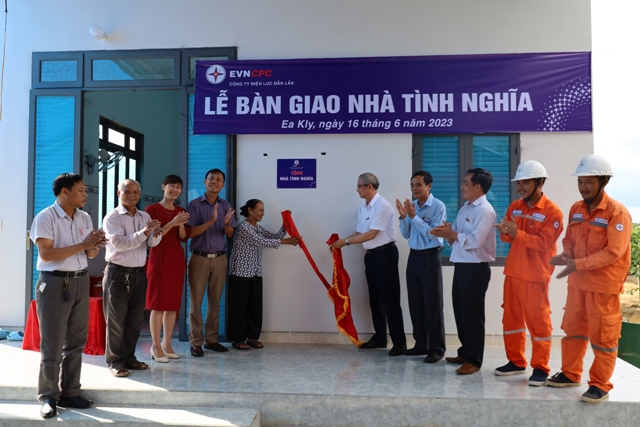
top-left (571, 154), bottom-right (613, 177)
top-left (511, 160), bottom-right (548, 181)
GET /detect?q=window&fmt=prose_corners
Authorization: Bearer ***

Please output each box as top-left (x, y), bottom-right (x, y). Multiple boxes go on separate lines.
top-left (85, 50), bottom-right (181, 87)
top-left (98, 117), bottom-right (143, 227)
top-left (414, 134), bottom-right (519, 264)
top-left (32, 52), bottom-right (83, 88)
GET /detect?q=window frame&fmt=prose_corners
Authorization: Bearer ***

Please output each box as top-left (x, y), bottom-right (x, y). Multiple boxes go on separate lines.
top-left (412, 133), bottom-right (520, 266)
top-left (32, 52), bottom-right (84, 89)
top-left (98, 117), bottom-right (144, 226)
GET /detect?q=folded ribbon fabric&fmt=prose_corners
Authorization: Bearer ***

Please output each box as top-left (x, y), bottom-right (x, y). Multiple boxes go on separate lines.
top-left (282, 211), bottom-right (361, 346)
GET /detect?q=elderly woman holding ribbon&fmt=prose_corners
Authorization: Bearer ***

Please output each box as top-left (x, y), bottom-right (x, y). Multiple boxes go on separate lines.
top-left (227, 199), bottom-right (299, 350)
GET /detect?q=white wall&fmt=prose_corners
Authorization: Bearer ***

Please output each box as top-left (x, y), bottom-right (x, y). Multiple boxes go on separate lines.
top-left (240, 132), bottom-right (594, 336)
top-left (0, 0), bottom-right (592, 332)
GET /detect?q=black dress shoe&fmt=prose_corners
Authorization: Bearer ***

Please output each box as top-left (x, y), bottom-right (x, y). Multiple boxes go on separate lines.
top-left (424, 353), bottom-right (444, 364)
top-left (204, 342), bottom-right (229, 352)
top-left (359, 339), bottom-right (387, 349)
top-left (190, 345), bottom-right (204, 357)
top-left (388, 345), bottom-right (406, 356)
top-left (57, 395), bottom-right (93, 409)
top-left (403, 347), bottom-right (428, 356)
top-left (40, 398), bottom-right (57, 419)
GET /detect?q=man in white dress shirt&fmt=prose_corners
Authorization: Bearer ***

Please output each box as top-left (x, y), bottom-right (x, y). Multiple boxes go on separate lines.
top-left (102, 179), bottom-right (162, 377)
top-left (330, 172), bottom-right (407, 356)
top-left (30, 173), bottom-right (107, 418)
top-left (432, 168), bottom-right (496, 375)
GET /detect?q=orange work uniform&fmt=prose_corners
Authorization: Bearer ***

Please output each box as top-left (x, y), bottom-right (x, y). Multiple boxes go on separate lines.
top-left (560, 192), bottom-right (631, 392)
top-left (500, 194), bottom-right (564, 374)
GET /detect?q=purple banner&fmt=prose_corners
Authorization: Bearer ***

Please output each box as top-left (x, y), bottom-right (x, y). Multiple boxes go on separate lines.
top-left (194, 52), bottom-right (591, 135)
top-left (277, 159), bottom-right (317, 189)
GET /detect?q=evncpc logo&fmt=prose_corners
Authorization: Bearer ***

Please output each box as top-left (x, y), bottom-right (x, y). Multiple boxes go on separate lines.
top-left (206, 65), bottom-right (227, 85)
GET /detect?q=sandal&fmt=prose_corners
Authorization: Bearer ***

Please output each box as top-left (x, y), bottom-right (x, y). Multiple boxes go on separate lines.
top-left (125, 360), bottom-right (148, 370)
top-left (110, 367), bottom-right (129, 378)
top-left (232, 341), bottom-right (250, 350)
top-left (246, 339), bottom-right (263, 349)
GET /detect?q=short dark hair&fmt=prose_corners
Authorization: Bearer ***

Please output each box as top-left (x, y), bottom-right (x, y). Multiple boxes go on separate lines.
top-left (162, 174), bottom-right (183, 186)
top-left (239, 199), bottom-right (262, 217)
top-left (205, 168), bottom-right (225, 182)
top-left (466, 168), bottom-right (493, 194)
top-left (411, 170), bottom-right (433, 185)
top-left (52, 173), bottom-right (83, 196)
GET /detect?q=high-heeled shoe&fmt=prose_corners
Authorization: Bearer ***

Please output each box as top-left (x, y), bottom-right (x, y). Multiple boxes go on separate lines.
top-left (150, 346), bottom-right (169, 363)
top-left (161, 344), bottom-right (179, 359)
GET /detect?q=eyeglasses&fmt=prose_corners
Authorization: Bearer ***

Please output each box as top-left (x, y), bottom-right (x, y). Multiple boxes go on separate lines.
top-left (357, 184), bottom-right (369, 189)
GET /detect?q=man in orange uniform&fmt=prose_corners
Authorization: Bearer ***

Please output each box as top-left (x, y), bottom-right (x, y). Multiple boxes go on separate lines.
top-left (546, 154), bottom-right (631, 404)
top-left (494, 161), bottom-right (563, 386)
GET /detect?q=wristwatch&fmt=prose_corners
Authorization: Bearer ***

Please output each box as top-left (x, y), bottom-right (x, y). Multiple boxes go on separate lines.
top-left (345, 238), bottom-right (351, 246)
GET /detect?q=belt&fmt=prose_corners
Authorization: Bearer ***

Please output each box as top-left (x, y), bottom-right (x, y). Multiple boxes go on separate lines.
top-left (192, 250), bottom-right (226, 259)
top-left (365, 242), bottom-right (395, 255)
top-left (410, 247), bottom-right (441, 256)
top-left (107, 263), bottom-right (145, 273)
top-left (453, 262), bottom-right (489, 266)
top-left (44, 268), bottom-right (88, 278)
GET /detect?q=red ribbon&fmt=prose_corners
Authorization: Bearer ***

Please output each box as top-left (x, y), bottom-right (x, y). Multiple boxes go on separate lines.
top-left (282, 211), bottom-right (361, 346)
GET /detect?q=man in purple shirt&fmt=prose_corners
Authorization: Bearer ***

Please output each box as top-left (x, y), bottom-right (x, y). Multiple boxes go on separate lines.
top-left (186, 169), bottom-right (236, 357)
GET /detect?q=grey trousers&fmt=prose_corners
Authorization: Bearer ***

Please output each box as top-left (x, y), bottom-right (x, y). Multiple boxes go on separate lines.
top-left (36, 272), bottom-right (89, 401)
top-left (102, 265), bottom-right (147, 369)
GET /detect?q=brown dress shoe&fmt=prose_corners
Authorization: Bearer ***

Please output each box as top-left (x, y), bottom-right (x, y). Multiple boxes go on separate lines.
top-left (456, 362), bottom-right (480, 375)
top-left (204, 342), bottom-right (229, 353)
top-left (190, 346), bottom-right (204, 357)
top-left (445, 356), bottom-right (465, 364)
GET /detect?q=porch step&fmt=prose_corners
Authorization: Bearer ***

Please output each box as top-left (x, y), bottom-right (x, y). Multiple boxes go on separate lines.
top-left (0, 401), bottom-right (260, 426)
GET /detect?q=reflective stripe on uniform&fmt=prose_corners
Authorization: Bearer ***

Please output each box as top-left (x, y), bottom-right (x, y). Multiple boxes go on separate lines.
top-left (591, 343), bottom-right (618, 353)
top-left (504, 328), bottom-right (527, 335)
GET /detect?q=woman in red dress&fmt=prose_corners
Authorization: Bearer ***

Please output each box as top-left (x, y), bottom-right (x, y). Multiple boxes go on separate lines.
top-left (146, 175), bottom-right (190, 362)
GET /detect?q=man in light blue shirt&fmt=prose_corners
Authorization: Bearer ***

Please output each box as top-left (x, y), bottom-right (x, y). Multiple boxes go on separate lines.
top-left (396, 171), bottom-right (447, 363)
top-left (432, 168), bottom-right (496, 375)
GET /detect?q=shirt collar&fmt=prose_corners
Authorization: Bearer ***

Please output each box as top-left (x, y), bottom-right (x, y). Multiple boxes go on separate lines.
top-left (365, 192), bottom-right (381, 209)
top-left (53, 201), bottom-right (74, 219)
top-left (466, 194), bottom-right (487, 207)
top-left (416, 193), bottom-right (434, 208)
top-left (199, 194), bottom-right (223, 205)
top-left (115, 204), bottom-right (140, 217)
top-left (580, 191), bottom-right (610, 213)
top-left (531, 193), bottom-right (548, 210)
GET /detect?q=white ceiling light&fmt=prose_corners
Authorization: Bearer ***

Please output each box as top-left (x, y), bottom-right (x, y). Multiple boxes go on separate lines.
top-left (89, 24), bottom-right (107, 40)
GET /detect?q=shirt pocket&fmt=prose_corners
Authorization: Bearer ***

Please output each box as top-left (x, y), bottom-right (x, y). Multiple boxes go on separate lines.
top-left (586, 224), bottom-right (608, 253)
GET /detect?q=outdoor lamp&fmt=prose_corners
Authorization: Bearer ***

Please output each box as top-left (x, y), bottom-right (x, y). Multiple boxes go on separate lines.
top-left (89, 24), bottom-right (107, 40)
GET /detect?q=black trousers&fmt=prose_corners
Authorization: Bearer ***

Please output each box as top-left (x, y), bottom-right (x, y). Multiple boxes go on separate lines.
top-left (452, 262), bottom-right (491, 368)
top-left (102, 265), bottom-right (147, 369)
top-left (364, 243), bottom-right (406, 347)
top-left (227, 275), bottom-right (263, 342)
top-left (406, 251), bottom-right (445, 356)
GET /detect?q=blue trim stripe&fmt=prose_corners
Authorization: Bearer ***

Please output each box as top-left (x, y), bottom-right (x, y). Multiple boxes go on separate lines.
top-left (32, 96), bottom-right (75, 298)
top-left (186, 94), bottom-right (228, 337)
